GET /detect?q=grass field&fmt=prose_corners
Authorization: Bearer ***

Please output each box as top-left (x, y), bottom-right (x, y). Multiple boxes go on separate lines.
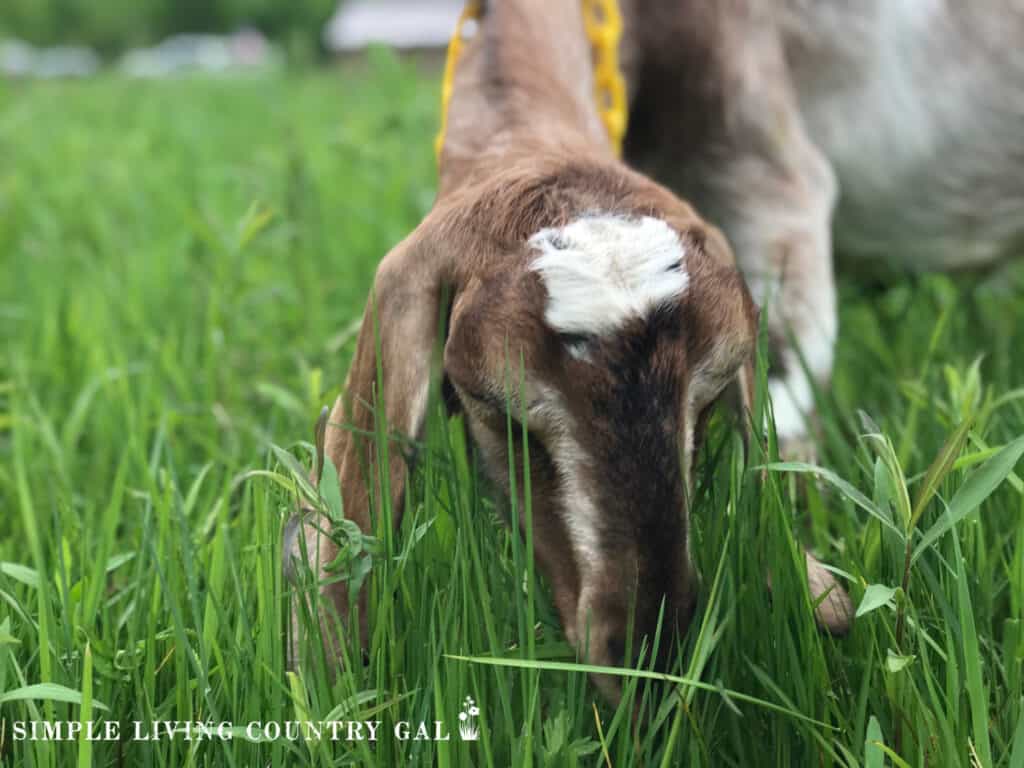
top-left (1, 55), bottom-right (1023, 767)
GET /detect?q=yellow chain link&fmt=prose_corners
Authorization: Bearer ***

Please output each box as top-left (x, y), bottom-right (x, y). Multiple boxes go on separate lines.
top-left (435, 0), bottom-right (627, 161)
top-left (582, 0), bottom-right (627, 155)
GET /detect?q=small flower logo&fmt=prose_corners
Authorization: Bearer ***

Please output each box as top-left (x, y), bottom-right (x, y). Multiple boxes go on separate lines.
top-left (459, 696), bottom-right (480, 741)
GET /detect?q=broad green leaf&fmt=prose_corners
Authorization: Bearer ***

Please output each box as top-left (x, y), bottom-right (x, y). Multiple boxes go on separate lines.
top-left (969, 433), bottom-right (1024, 493)
top-left (0, 562), bottom-right (40, 588)
top-left (913, 435), bottom-right (1024, 562)
top-left (760, 462), bottom-right (903, 538)
top-left (865, 716), bottom-right (884, 768)
top-left (885, 650), bottom-right (914, 673)
top-left (856, 584), bottom-right (898, 618)
top-left (0, 683), bottom-right (108, 711)
top-left (952, 447), bottom-right (1002, 473)
top-left (104, 552), bottom-right (135, 574)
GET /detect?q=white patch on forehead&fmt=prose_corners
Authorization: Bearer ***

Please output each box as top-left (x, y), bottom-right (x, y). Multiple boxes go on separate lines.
top-left (528, 215), bottom-right (688, 336)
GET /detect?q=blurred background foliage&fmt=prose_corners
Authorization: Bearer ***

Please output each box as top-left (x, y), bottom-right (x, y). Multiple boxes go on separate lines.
top-left (0, 0), bottom-right (337, 56)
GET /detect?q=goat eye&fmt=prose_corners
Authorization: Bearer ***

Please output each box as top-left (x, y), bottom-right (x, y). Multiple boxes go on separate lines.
top-left (557, 332), bottom-right (593, 361)
top-left (557, 331), bottom-right (589, 346)
top-left (557, 331), bottom-right (598, 362)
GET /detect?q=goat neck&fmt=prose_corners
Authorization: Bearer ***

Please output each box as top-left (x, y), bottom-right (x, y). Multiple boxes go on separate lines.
top-left (438, 0), bottom-right (615, 196)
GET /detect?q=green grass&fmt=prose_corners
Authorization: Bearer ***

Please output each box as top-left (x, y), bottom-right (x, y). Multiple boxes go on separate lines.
top-left (1, 54), bottom-right (1023, 766)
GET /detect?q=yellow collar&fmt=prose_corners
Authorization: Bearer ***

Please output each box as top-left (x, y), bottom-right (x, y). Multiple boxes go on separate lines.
top-left (435, 0), bottom-right (628, 162)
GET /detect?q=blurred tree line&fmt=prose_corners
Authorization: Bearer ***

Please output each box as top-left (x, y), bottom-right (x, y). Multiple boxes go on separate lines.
top-left (0, 0), bottom-right (337, 56)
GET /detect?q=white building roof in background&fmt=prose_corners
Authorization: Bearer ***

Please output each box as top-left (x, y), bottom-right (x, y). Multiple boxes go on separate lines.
top-left (324, 0), bottom-right (462, 51)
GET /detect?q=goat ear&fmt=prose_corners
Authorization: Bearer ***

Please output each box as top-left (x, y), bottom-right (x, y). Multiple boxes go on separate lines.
top-left (286, 229), bottom-right (452, 670)
top-left (734, 356), bottom-right (758, 449)
top-left (324, 231), bottom-right (452, 533)
top-left (694, 225), bottom-right (760, 447)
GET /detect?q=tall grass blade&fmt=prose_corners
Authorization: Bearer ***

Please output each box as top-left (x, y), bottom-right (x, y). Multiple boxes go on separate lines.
top-left (1009, 707), bottom-right (1024, 768)
top-left (910, 416), bottom-right (974, 530)
top-left (77, 644), bottom-right (94, 768)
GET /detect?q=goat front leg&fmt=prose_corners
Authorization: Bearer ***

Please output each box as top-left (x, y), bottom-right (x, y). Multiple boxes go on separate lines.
top-left (710, 135), bottom-right (839, 459)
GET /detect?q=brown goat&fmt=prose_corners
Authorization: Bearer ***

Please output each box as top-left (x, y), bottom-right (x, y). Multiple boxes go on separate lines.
top-left (286, 0), bottom-right (1024, 700)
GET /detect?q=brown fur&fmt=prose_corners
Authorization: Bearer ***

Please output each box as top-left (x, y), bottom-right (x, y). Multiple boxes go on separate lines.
top-left (285, 0), bottom-right (855, 699)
